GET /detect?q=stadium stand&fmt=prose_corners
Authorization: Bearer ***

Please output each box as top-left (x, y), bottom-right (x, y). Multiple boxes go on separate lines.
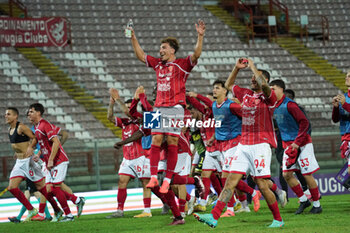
top-left (0, 0), bottom-right (345, 194)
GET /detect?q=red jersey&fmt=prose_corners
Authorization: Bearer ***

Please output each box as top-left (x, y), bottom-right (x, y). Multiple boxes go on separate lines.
top-left (146, 55), bottom-right (196, 107)
top-left (217, 136), bottom-right (241, 152)
top-left (232, 85), bottom-right (277, 148)
top-left (187, 95), bottom-right (218, 152)
top-left (35, 119), bottom-right (69, 166)
top-left (115, 117), bottom-right (144, 160)
top-left (178, 109), bottom-right (192, 155)
top-left (178, 131), bottom-right (191, 155)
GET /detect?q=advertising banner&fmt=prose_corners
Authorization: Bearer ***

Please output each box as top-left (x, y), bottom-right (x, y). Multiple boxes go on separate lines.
top-left (0, 17), bottom-right (70, 47)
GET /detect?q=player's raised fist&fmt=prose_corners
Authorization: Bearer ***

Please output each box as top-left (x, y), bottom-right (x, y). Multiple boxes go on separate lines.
top-left (236, 58), bottom-right (248, 69)
top-left (109, 88), bottom-right (120, 101)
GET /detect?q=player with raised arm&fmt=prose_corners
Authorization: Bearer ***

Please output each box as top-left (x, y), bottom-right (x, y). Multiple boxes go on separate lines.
top-left (270, 79), bottom-right (322, 214)
top-left (129, 19), bottom-right (205, 193)
top-left (106, 88), bottom-right (152, 218)
top-left (185, 97), bottom-right (222, 213)
top-left (194, 58), bottom-right (283, 228)
top-left (187, 91), bottom-right (226, 213)
top-left (128, 87), bottom-right (203, 224)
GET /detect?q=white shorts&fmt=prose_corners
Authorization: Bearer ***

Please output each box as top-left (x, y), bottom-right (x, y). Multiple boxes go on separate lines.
top-left (118, 156), bottom-right (150, 179)
top-left (46, 161), bottom-right (69, 184)
top-left (222, 146), bottom-right (238, 173)
top-left (151, 105), bottom-right (184, 136)
top-left (157, 153), bottom-right (191, 176)
top-left (282, 143), bottom-right (320, 175)
top-left (175, 153), bottom-right (191, 176)
top-left (142, 157), bottom-right (151, 178)
top-left (158, 160), bottom-right (167, 172)
top-left (42, 162), bottom-right (50, 182)
top-left (10, 157), bottom-right (44, 182)
top-left (192, 152), bottom-right (200, 166)
top-left (202, 150), bottom-right (223, 172)
top-left (230, 143), bottom-right (272, 178)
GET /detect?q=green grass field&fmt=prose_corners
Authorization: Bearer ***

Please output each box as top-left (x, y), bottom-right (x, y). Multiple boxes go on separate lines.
top-left (0, 194), bottom-right (349, 233)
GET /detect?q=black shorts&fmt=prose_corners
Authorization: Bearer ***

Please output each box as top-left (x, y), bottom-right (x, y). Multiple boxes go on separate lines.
top-left (25, 179), bottom-right (38, 193)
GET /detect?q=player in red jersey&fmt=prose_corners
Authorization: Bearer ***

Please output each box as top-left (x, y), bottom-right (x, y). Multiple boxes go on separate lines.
top-left (270, 79), bottom-right (322, 214)
top-left (186, 92), bottom-right (223, 212)
top-left (129, 87), bottom-right (204, 224)
top-left (194, 58), bottom-right (283, 228)
top-left (129, 19), bottom-right (206, 193)
top-left (106, 88), bottom-right (152, 218)
top-left (26, 112), bottom-right (85, 221)
top-left (27, 103), bottom-right (84, 222)
top-left (5, 107), bottom-right (64, 222)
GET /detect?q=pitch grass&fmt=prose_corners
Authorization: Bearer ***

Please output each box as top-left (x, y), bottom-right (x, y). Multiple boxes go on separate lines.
top-left (1, 194), bottom-right (349, 233)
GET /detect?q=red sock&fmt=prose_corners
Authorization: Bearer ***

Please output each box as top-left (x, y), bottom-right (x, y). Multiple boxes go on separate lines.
top-left (227, 195), bottom-right (236, 208)
top-left (270, 183), bottom-right (277, 192)
top-left (150, 145), bottom-right (161, 176)
top-left (52, 187), bottom-right (71, 215)
top-left (291, 184), bottom-right (304, 198)
top-left (210, 173), bottom-right (222, 195)
top-left (39, 203), bottom-right (46, 214)
top-left (202, 177), bottom-right (211, 200)
top-left (143, 198), bottom-right (151, 209)
top-left (172, 174), bottom-right (194, 184)
top-left (151, 186), bottom-right (167, 204)
top-left (9, 188), bottom-right (33, 210)
top-left (267, 201), bottom-right (282, 221)
top-left (186, 193), bottom-right (191, 201)
top-left (117, 188), bottom-right (127, 211)
top-left (165, 145), bottom-right (178, 180)
top-left (238, 194), bottom-right (247, 202)
top-left (211, 200), bottom-right (226, 220)
top-left (39, 186), bottom-right (60, 213)
top-left (62, 190), bottom-right (78, 204)
top-left (179, 199), bottom-right (186, 213)
top-left (309, 187), bottom-right (320, 201)
top-left (165, 190), bottom-right (181, 218)
top-left (236, 180), bottom-right (254, 195)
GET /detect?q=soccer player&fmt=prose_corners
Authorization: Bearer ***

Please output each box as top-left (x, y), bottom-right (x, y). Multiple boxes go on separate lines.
top-left (27, 103), bottom-right (84, 222)
top-left (106, 89), bottom-right (152, 218)
top-left (212, 80), bottom-right (262, 216)
top-left (269, 79), bottom-right (322, 214)
top-left (186, 92), bottom-right (223, 212)
top-left (26, 112), bottom-right (84, 221)
top-left (129, 19), bottom-right (206, 192)
top-left (128, 87), bottom-right (203, 224)
top-left (194, 58), bottom-right (284, 228)
top-left (332, 70), bottom-right (350, 175)
top-left (279, 88), bottom-right (311, 201)
top-left (5, 107), bottom-right (65, 222)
